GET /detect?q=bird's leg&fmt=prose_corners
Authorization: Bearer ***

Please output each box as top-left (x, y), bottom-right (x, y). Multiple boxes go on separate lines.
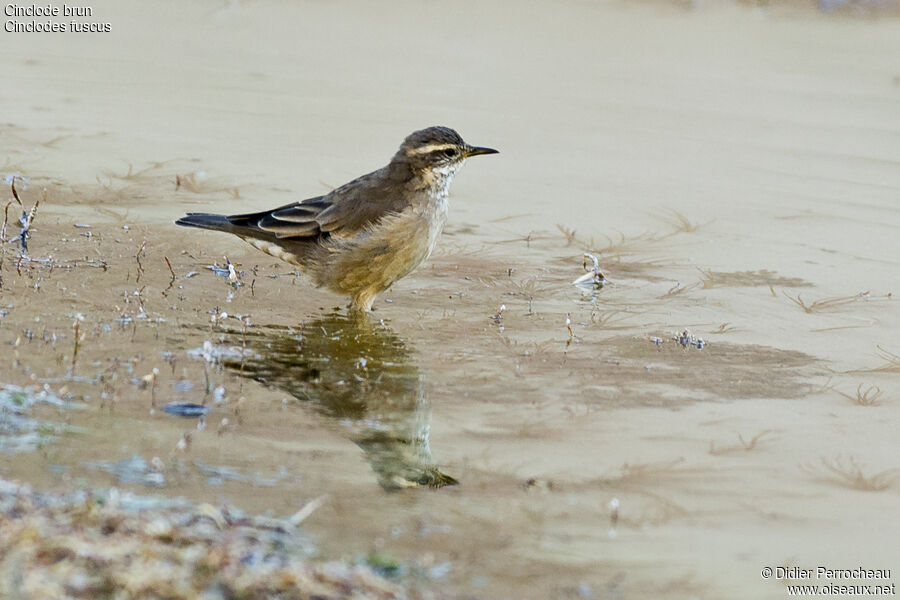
top-left (350, 289), bottom-right (377, 312)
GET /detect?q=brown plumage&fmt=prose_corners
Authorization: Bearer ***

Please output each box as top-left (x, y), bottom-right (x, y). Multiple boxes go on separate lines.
top-left (176, 126), bottom-right (497, 310)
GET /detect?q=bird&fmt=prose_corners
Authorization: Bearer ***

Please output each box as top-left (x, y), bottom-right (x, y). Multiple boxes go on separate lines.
top-left (176, 126), bottom-right (497, 311)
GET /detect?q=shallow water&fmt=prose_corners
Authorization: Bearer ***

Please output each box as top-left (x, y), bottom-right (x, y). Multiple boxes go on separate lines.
top-left (3, 1), bottom-right (900, 598)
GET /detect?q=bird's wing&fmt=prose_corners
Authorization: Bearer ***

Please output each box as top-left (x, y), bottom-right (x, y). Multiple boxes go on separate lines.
top-left (227, 197), bottom-right (329, 239)
top-left (226, 169), bottom-right (410, 240)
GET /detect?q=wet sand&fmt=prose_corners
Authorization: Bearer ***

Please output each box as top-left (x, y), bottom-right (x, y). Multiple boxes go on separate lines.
top-left (3, 1), bottom-right (900, 598)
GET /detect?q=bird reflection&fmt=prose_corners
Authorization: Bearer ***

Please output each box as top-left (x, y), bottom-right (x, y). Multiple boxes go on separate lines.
top-left (217, 312), bottom-right (457, 491)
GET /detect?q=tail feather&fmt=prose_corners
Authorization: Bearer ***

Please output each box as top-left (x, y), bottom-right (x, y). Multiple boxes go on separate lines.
top-left (176, 211), bottom-right (289, 249)
top-left (175, 213), bottom-right (239, 234)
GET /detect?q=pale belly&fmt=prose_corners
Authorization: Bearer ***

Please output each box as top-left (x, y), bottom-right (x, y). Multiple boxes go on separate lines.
top-left (316, 201), bottom-right (448, 298)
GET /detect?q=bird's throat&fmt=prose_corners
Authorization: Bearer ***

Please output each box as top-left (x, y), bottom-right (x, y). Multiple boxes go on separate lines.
top-left (419, 162), bottom-right (461, 197)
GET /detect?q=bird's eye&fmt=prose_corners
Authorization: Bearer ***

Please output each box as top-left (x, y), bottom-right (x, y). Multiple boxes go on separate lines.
top-left (443, 149), bottom-right (458, 158)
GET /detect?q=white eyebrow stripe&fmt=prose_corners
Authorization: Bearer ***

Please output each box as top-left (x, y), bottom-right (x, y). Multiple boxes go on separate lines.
top-left (406, 143), bottom-right (459, 155)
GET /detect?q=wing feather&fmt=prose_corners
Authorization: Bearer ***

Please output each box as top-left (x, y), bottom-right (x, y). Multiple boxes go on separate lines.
top-left (222, 166), bottom-right (413, 242)
top-left (227, 197), bottom-right (327, 239)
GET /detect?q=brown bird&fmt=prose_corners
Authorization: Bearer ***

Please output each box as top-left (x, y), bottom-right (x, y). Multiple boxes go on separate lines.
top-left (176, 126), bottom-right (497, 311)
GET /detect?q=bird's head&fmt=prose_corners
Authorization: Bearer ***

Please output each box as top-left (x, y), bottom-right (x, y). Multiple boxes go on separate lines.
top-left (393, 126), bottom-right (498, 180)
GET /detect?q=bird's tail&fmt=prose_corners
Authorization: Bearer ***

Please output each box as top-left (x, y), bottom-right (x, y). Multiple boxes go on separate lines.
top-left (175, 213), bottom-right (239, 234)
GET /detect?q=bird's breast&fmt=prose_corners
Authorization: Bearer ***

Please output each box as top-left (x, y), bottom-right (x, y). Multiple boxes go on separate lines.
top-left (418, 193), bottom-right (449, 259)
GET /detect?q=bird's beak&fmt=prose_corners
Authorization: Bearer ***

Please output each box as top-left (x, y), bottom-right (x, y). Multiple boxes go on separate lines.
top-left (465, 146), bottom-right (499, 157)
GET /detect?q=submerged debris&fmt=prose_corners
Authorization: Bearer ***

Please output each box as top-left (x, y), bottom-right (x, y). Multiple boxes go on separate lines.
top-left (608, 497), bottom-right (620, 538)
top-left (226, 257), bottom-right (240, 287)
top-left (186, 341), bottom-right (255, 363)
top-left (205, 258), bottom-right (243, 288)
top-left (85, 454), bottom-right (167, 487)
top-left (572, 252), bottom-right (606, 289)
top-left (647, 330), bottom-right (707, 351)
top-left (193, 460), bottom-right (282, 487)
top-left (0, 384), bottom-right (81, 453)
top-left (3, 177), bottom-right (40, 254)
top-left (162, 403), bottom-right (210, 418)
top-left (490, 304), bottom-right (505, 331)
top-left (673, 329), bottom-right (706, 350)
